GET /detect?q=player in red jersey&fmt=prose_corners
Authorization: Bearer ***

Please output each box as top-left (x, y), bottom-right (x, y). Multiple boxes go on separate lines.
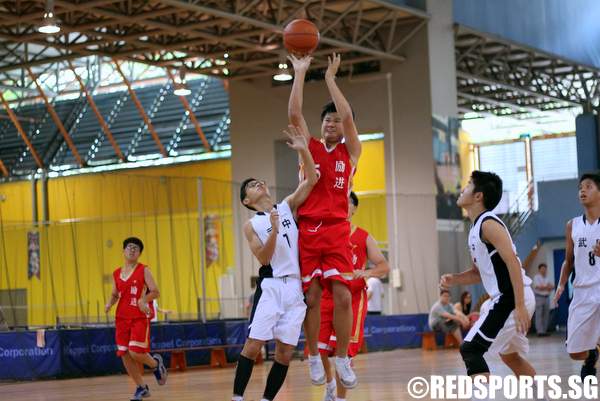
top-left (288, 53), bottom-right (362, 388)
top-left (319, 192), bottom-right (390, 401)
top-left (105, 237), bottom-right (167, 401)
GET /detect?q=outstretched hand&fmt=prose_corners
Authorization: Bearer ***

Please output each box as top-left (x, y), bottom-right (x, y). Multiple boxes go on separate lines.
top-left (287, 54), bottom-right (313, 73)
top-left (325, 53), bottom-right (341, 79)
top-left (284, 125), bottom-right (308, 151)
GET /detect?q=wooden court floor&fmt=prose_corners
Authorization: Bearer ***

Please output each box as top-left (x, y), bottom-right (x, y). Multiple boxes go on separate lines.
top-left (1, 334), bottom-right (587, 401)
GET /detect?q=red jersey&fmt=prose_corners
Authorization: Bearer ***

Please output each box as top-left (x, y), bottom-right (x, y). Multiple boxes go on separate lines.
top-left (114, 263), bottom-right (155, 320)
top-left (349, 227), bottom-right (369, 293)
top-left (323, 226), bottom-right (369, 298)
top-left (298, 137), bottom-right (354, 221)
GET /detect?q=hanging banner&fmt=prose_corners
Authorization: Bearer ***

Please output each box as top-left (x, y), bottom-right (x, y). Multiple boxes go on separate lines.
top-left (204, 214), bottom-right (220, 266)
top-left (27, 231), bottom-right (41, 280)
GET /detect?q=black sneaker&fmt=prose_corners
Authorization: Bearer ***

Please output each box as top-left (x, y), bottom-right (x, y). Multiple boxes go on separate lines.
top-left (131, 384), bottom-right (150, 401)
top-left (152, 353), bottom-right (168, 385)
top-left (580, 347), bottom-right (599, 380)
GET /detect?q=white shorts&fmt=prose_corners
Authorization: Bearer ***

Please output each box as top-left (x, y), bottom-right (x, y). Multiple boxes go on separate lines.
top-left (248, 276), bottom-right (306, 346)
top-left (566, 286), bottom-right (600, 353)
top-left (464, 286), bottom-right (535, 356)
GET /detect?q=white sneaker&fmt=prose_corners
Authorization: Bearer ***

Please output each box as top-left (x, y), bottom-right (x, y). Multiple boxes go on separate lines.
top-left (308, 355), bottom-right (326, 385)
top-left (335, 357), bottom-right (357, 389)
top-left (323, 380), bottom-right (337, 401)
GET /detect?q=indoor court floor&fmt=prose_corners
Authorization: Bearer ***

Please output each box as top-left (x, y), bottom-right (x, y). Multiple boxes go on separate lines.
top-left (1, 334), bottom-right (585, 401)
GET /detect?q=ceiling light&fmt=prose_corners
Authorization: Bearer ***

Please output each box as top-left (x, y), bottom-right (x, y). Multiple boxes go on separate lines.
top-left (273, 62), bottom-right (292, 82)
top-left (173, 67), bottom-right (191, 96)
top-left (38, 1), bottom-right (60, 34)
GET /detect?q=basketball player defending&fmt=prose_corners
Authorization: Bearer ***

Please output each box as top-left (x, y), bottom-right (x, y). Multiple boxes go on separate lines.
top-left (105, 237), bottom-right (167, 401)
top-left (441, 171), bottom-right (538, 385)
top-left (288, 53), bottom-right (361, 388)
top-left (232, 126), bottom-right (317, 401)
top-left (553, 172), bottom-right (600, 379)
top-left (320, 192), bottom-right (390, 401)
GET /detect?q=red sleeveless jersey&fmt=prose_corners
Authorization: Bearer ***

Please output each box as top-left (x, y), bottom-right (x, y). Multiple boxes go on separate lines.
top-left (298, 137), bottom-right (354, 221)
top-left (114, 263), bottom-right (155, 320)
top-left (348, 227), bottom-right (369, 293)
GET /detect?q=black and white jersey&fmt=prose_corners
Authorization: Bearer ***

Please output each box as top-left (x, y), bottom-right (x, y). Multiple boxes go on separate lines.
top-left (250, 201), bottom-right (300, 278)
top-left (468, 211), bottom-right (532, 300)
top-left (571, 215), bottom-right (600, 288)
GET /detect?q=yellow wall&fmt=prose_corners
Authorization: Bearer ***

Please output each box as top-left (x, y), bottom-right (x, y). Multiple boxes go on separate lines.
top-left (0, 141), bottom-right (388, 327)
top-left (352, 139), bottom-right (388, 245)
top-left (0, 159), bottom-right (233, 326)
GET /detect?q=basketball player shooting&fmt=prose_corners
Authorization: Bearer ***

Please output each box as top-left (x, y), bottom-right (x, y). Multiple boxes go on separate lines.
top-left (288, 53), bottom-right (361, 389)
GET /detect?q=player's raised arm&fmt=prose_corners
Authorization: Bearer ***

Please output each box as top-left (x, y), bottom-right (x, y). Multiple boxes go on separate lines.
top-left (288, 55), bottom-right (312, 140)
top-left (243, 214), bottom-right (279, 266)
top-left (324, 53), bottom-right (361, 165)
top-left (284, 125), bottom-right (319, 215)
top-left (553, 220), bottom-right (574, 304)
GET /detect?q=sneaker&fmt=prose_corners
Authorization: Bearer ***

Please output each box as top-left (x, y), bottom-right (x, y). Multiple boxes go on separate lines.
top-left (322, 380), bottom-right (337, 401)
top-left (152, 353), bottom-right (168, 385)
top-left (335, 357), bottom-right (357, 389)
top-left (131, 384), bottom-right (150, 401)
top-left (581, 347), bottom-right (599, 379)
top-left (308, 355), bottom-right (326, 385)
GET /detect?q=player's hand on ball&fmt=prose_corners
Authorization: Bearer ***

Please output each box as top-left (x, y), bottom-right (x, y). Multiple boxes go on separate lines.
top-left (284, 125), bottom-right (307, 151)
top-left (287, 54), bottom-right (312, 73)
top-left (270, 209), bottom-right (280, 233)
top-left (325, 53), bottom-right (341, 79)
top-left (439, 274), bottom-right (455, 290)
top-left (514, 305), bottom-right (530, 334)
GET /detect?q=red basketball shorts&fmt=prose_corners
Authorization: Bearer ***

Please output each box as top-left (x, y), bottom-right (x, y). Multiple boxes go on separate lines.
top-left (318, 289), bottom-right (368, 358)
top-left (299, 219), bottom-right (353, 292)
top-left (115, 317), bottom-right (151, 356)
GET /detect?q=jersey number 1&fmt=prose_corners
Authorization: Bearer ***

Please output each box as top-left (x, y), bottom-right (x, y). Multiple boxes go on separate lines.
top-left (283, 233), bottom-right (291, 248)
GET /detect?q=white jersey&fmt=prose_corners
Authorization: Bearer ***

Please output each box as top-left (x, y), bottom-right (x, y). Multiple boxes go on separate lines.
top-left (468, 211), bottom-right (532, 300)
top-left (250, 201), bottom-right (300, 277)
top-left (571, 215), bottom-right (600, 288)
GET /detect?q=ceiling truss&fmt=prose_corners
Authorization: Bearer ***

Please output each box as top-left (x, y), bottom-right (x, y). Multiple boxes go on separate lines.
top-left (455, 25), bottom-right (600, 117)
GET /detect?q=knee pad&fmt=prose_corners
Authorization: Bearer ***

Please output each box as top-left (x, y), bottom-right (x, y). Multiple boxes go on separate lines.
top-left (460, 341), bottom-right (489, 376)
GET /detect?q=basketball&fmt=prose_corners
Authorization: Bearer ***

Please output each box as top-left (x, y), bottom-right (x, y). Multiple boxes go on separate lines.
top-left (283, 19), bottom-right (319, 55)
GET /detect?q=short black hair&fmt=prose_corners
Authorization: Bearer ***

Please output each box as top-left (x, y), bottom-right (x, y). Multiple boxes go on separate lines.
top-left (123, 237), bottom-right (144, 253)
top-left (471, 170), bottom-right (503, 211)
top-left (349, 191), bottom-right (359, 207)
top-left (320, 101), bottom-right (356, 121)
top-left (579, 172), bottom-right (600, 190)
top-left (440, 289), bottom-right (450, 296)
top-left (538, 263), bottom-right (547, 270)
top-left (240, 178), bottom-right (257, 211)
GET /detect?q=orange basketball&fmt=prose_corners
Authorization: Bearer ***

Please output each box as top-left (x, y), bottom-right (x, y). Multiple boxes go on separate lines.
top-left (283, 19), bottom-right (320, 55)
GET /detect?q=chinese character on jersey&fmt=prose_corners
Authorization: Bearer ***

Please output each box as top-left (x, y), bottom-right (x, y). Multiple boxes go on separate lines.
top-left (578, 238), bottom-right (588, 248)
top-left (335, 161), bottom-right (346, 173)
top-left (282, 219), bottom-right (291, 229)
top-left (334, 177), bottom-right (345, 189)
top-left (130, 286), bottom-right (138, 295)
